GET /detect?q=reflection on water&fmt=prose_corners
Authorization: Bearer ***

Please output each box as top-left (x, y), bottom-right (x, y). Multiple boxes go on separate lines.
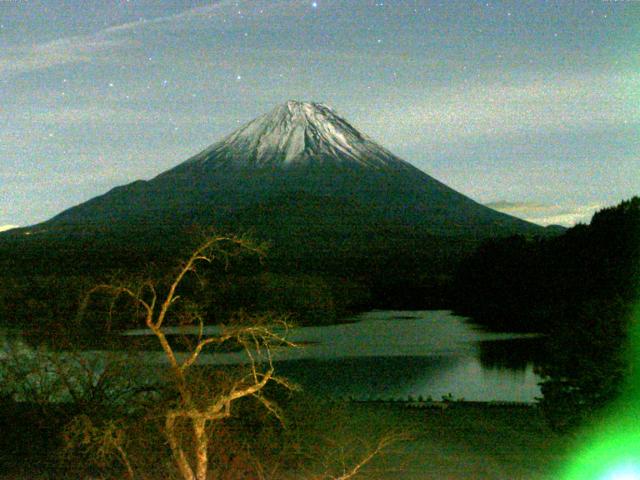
top-left (276, 354), bottom-right (541, 403)
top-left (275, 356), bottom-right (459, 400)
top-left (478, 337), bottom-right (547, 372)
top-left (407, 356), bottom-right (541, 403)
top-left (267, 311), bottom-right (544, 402)
top-left (1, 311), bottom-right (545, 403)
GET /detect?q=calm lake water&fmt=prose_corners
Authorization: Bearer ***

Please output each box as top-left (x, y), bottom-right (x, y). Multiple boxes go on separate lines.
top-left (126, 310), bottom-right (544, 402)
top-left (275, 310), bottom-right (543, 402)
top-left (2, 311), bottom-right (544, 403)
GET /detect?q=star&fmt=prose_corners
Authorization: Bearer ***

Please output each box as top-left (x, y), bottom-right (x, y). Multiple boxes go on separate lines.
top-left (312, 2), bottom-right (318, 8)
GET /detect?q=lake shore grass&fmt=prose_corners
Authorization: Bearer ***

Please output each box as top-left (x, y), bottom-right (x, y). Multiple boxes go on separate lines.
top-left (1, 401), bottom-right (571, 479)
top-left (355, 402), bottom-right (571, 479)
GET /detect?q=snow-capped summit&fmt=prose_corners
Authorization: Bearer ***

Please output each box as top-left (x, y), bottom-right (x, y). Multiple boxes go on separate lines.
top-left (34, 100), bottom-right (546, 243)
top-left (181, 100), bottom-right (411, 170)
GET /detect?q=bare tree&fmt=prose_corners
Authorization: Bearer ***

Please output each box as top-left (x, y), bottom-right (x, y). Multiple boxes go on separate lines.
top-left (80, 235), bottom-right (295, 480)
top-left (70, 234), bottom-right (407, 480)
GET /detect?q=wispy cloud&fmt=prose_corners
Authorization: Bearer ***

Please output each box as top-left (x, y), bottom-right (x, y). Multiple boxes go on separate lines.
top-left (99, 3), bottom-right (228, 34)
top-left (484, 201), bottom-right (551, 213)
top-left (0, 36), bottom-right (133, 77)
top-left (486, 201), bottom-right (602, 227)
top-left (0, 1), bottom-right (219, 78)
top-left (0, 0), bottom-right (298, 78)
top-left (363, 71), bottom-right (639, 146)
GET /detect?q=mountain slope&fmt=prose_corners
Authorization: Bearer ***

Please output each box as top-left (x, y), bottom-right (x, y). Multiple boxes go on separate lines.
top-left (37, 100), bottom-right (542, 240)
top-left (0, 99), bottom-right (557, 308)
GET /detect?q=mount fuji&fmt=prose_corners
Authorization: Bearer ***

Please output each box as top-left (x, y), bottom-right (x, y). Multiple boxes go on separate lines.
top-left (6, 101), bottom-right (547, 278)
top-left (38, 101), bottom-right (540, 234)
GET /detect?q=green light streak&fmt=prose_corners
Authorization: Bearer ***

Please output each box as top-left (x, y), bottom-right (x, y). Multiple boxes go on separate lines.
top-left (559, 304), bottom-right (640, 480)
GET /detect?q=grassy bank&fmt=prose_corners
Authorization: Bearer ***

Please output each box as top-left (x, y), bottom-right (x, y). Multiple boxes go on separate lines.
top-left (360, 402), bottom-right (571, 479)
top-left (1, 401), bottom-right (571, 479)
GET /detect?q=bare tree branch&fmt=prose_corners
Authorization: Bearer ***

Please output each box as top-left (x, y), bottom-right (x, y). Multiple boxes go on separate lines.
top-left (331, 433), bottom-right (403, 480)
top-left (71, 234), bottom-right (400, 480)
top-left (75, 235), bottom-right (289, 480)
top-left (179, 334), bottom-right (233, 372)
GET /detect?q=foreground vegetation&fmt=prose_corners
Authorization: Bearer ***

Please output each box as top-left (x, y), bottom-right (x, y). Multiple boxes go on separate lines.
top-left (0, 400), bottom-right (570, 480)
top-left (454, 197), bottom-right (640, 431)
top-left (1, 198), bottom-right (638, 476)
top-left (1, 235), bottom-right (404, 479)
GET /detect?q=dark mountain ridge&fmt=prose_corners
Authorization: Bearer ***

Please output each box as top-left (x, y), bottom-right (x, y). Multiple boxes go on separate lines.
top-left (2, 101), bottom-right (549, 288)
top-left (25, 101), bottom-right (542, 236)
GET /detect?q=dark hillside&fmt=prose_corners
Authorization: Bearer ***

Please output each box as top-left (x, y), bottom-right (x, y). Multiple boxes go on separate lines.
top-left (0, 102), bottom-right (550, 311)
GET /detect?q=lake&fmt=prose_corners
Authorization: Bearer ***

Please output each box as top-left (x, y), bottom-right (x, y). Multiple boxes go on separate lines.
top-left (124, 310), bottom-right (544, 403)
top-left (2, 311), bottom-right (543, 403)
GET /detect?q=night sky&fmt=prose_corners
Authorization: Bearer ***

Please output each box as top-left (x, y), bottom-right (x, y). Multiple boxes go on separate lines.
top-left (1, 0), bottom-right (638, 229)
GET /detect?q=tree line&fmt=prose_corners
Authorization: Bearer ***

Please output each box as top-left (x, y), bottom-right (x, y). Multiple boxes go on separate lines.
top-left (452, 197), bottom-right (640, 430)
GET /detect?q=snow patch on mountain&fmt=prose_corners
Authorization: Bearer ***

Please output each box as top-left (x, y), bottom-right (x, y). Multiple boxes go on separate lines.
top-left (183, 101), bottom-right (413, 170)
